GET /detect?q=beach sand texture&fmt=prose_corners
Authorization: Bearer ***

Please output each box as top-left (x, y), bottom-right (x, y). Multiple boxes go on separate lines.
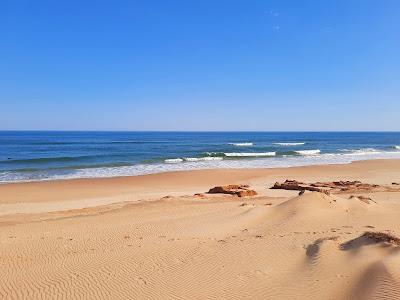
top-left (1, 159), bottom-right (400, 299)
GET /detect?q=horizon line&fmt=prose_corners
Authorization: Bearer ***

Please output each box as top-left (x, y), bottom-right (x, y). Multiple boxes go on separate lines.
top-left (1, 130), bottom-right (400, 133)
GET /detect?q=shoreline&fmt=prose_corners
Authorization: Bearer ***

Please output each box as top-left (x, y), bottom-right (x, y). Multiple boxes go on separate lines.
top-left (1, 157), bottom-right (398, 185)
top-left (3, 148), bottom-right (400, 184)
top-left (1, 157), bottom-right (398, 187)
top-left (1, 158), bottom-right (399, 206)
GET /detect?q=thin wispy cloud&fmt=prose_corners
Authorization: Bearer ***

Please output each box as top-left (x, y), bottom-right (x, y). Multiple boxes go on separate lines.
top-left (266, 9), bottom-right (281, 32)
top-left (269, 9), bottom-right (280, 17)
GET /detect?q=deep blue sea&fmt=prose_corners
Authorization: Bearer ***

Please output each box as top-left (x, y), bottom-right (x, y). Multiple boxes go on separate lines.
top-left (1, 131), bottom-right (400, 183)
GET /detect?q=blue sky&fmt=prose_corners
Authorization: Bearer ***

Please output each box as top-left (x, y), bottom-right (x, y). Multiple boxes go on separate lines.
top-left (1, 0), bottom-right (399, 131)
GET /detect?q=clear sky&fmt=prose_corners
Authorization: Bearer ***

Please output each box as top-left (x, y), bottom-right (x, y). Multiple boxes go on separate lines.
top-left (1, 0), bottom-right (399, 131)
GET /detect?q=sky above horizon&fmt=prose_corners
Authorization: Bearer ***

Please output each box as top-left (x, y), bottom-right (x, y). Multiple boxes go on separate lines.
top-left (1, 0), bottom-right (400, 131)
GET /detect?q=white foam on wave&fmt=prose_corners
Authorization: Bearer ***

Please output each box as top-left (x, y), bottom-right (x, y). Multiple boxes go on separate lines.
top-left (164, 158), bottom-right (183, 163)
top-left (274, 142), bottom-right (305, 146)
top-left (229, 142), bottom-right (253, 147)
top-left (295, 149), bottom-right (321, 156)
top-left (340, 148), bottom-right (381, 156)
top-left (224, 152), bottom-right (276, 157)
top-left (166, 157), bottom-right (224, 163)
top-left (395, 146), bottom-right (400, 150)
top-left (184, 157), bottom-right (223, 162)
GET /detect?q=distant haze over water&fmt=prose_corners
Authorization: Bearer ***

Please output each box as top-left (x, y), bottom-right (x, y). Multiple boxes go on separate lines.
top-left (1, 131), bottom-right (400, 183)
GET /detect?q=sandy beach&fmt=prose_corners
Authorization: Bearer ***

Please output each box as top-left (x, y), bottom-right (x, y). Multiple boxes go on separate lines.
top-left (4, 1), bottom-right (399, 298)
top-left (1, 159), bottom-right (400, 299)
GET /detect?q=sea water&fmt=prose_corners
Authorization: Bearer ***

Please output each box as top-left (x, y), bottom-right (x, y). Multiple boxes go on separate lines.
top-left (1, 131), bottom-right (400, 183)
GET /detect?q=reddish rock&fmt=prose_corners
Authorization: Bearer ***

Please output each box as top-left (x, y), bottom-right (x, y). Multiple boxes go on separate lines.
top-left (271, 179), bottom-right (400, 195)
top-left (236, 189), bottom-right (257, 197)
top-left (271, 180), bottom-right (330, 195)
top-left (208, 184), bottom-right (257, 197)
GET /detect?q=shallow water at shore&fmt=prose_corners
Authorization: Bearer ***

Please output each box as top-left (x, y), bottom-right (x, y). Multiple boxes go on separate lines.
top-left (1, 131), bottom-right (400, 183)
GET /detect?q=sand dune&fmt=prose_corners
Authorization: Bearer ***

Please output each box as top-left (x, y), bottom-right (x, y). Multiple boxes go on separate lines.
top-left (1, 159), bottom-right (400, 299)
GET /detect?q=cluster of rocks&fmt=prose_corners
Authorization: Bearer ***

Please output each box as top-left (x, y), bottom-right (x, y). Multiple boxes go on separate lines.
top-left (310, 181), bottom-right (380, 193)
top-left (271, 180), bottom-right (331, 195)
top-left (271, 179), bottom-right (400, 195)
top-left (208, 184), bottom-right (257, 197)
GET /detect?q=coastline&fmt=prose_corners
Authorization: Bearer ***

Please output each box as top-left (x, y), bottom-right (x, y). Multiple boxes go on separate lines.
top-left (2, 131), bottom-right (400, 184)
top-left (1, 158), bottom-right (399, 209)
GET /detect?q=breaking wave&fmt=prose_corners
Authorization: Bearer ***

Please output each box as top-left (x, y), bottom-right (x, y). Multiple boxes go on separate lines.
top-left (183, 157), bottom-right (223, 162)
top-left (224, 152), bottom-right (276, 157)
top-left (340, 148), bottom-right (382, 156)
top-left (274, 142), bottom-right (305, 146)
top-left (229, 142), bottom-right (253, 147)
top-left (164, 158), bottom-right (184, 163)
top-left (295, 150), bottom-right (321, 156)
top-left (165, 157), bottom-right (224, 163)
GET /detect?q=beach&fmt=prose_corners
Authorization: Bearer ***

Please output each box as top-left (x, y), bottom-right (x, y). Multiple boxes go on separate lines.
top-left (1, 159), bottom-right (400, 299)
top-left (4, 0), bottom-right (400, 298)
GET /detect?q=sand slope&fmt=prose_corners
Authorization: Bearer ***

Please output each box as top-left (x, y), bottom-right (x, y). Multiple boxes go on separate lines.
top-left (1, 160), bottom-right (400, 299)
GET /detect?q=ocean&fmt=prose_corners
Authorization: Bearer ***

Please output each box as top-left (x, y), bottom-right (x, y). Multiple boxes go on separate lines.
top-left (1, 131), bottom-right (400, 183)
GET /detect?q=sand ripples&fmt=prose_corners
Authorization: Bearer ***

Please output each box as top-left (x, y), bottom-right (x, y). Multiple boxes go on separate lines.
top-left (1, 189), bottom-right (400, 299)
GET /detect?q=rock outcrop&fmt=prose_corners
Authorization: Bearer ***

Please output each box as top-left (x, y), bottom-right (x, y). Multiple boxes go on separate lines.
top-left (271, 179), bottom-right (400, 194)
top-left (208, 185), bottom-right (257, 197)
top-left (271, 180), bottom-right (330, 195)
top-left (310, 181), bottom-right (380, 192)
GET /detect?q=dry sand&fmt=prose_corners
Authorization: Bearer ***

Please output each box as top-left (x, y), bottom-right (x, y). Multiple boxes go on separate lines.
top-left (1, 159), bottom-right (400, 299)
